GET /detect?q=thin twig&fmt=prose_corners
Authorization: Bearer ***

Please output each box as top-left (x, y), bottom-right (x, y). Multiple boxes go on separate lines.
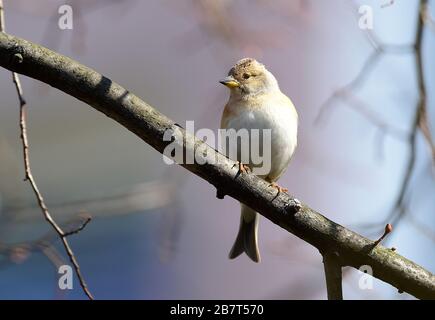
top-left (374, 224), bottom-right (393, 246)
top-left (422, 1), bottom-right (435, 33)
top-left (63, 216), bottom-right (92, 237)
top-left (1, 215), bottom-right (90, 298)
top-left (0, 0), bottom-right (93, 300)
top-left (382, 0), bottom-right (429, 229)
top-left (322, 252), bottom-right (343, 300)
top-left (321, 0), bottom-right (434, 235)
top-left (417, 1), bottom-right (435, 164)
top-left (16, 79), bottom-right (93, 299)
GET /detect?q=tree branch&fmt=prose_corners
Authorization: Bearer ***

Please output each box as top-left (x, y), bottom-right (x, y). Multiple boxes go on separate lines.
top-left (322, 252), bottom-right (343, 300)
top-left (0, 32), bottom-right (434, 299)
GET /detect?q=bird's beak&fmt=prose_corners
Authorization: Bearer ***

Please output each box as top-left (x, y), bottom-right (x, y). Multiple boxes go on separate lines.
top-left (219, 76), bottom-right (239, 88)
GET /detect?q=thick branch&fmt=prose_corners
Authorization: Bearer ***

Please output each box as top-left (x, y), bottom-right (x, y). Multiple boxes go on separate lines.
top-left (0, 32), bottom-right (434, 299)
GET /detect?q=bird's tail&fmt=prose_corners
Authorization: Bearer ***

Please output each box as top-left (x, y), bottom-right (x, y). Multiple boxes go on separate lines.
top-left (228, 203), bottom-right (260, 263)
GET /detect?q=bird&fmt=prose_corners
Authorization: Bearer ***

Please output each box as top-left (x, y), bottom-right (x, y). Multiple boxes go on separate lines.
top-left (219, 58), bottom-right (298, 263)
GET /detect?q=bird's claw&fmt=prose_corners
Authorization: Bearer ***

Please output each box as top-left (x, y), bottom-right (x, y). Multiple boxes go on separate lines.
top-left (269, 182), bottom-right (288, 194)
top-left (233, 161), bottom-right (251, 174)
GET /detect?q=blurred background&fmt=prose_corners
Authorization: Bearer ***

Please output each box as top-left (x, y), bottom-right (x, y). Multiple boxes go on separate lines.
top-left (0, 0), bottom-right (434, 299)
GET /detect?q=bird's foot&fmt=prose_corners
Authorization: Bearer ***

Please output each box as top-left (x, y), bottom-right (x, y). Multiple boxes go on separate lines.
top-left (233, 161), bottom-right (251, 174)
top-left (269, 182), bottom-right (288, 194)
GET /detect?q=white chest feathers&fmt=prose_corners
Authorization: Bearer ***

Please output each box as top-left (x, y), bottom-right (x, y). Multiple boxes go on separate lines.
top-left (221, 93), bottom-right (298, 181)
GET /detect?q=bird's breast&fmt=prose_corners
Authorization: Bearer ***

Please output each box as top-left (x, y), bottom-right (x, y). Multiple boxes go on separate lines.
top-left (221, 96), bottom-right (298, 180)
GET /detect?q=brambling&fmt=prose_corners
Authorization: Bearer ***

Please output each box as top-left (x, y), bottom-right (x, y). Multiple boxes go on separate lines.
top-left (220, 58), bottom-right (298, 263)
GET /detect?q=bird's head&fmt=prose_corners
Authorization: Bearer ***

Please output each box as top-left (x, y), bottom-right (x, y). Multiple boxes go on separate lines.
top-left (220, 58), bottom-right (279, 98)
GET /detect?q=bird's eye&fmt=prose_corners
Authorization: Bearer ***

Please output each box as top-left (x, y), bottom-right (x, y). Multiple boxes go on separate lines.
top-left (243, 73), bottom-right (251, 79)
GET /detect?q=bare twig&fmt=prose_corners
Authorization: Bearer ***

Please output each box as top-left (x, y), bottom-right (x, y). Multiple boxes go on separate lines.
top-left (374, 224), bottom-right (393, 246)
top-left (0, 1), bottom-right (93, 300)
top-left (338, 90), bottom-right (409, 141)
top-left (321, 0), bottom-right (434, 236)
top-left (381, 0), bottom-right (430, 229)
top-left (322, 252), bottom-right (343, 300)
top-left (422, 1), bottom-right (435, 33)
top-left (7, 179), bottom-right (176, 222)
top-left (315, 45), bottom-right (411, 137)
top-left (63, 215), bottom-right (92, 237)
top-left (316, 0), bottom-right (415, 129)
top-left (418, 104), bottom-right (435, 163)
top-left (0, 214), bottom-right (92, 267)
top-left (418, 1), bottom-right (435, 164)
top-left (1, 216), bottom-right (90, 298)
top-left (15, 54), bottom-right (93, 301)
